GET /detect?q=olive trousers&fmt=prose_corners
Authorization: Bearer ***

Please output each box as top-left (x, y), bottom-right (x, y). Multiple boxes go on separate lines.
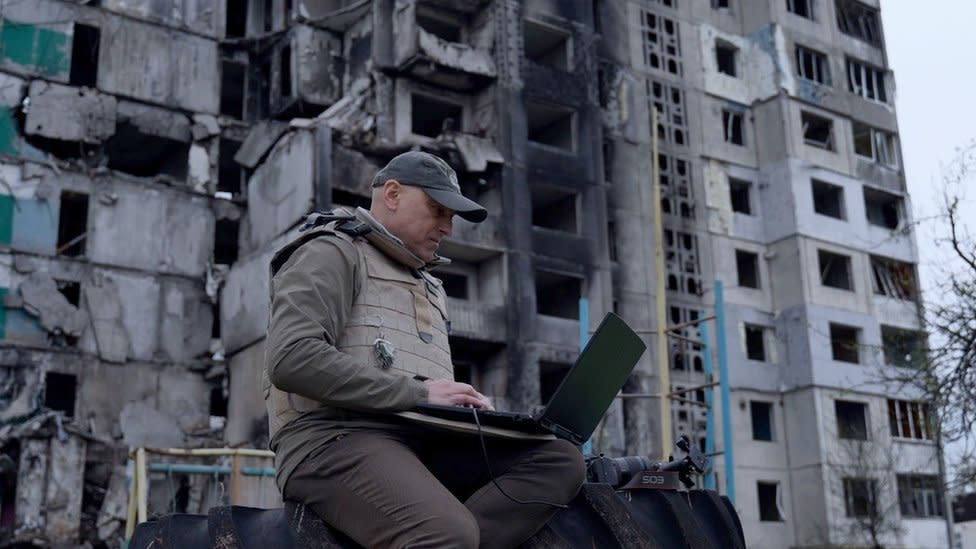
top-left (282, 428), bottom-right (585, 549)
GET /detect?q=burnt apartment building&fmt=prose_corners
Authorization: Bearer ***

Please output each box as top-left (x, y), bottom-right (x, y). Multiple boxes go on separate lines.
top-left (0, 0), bottom-right (947, 547)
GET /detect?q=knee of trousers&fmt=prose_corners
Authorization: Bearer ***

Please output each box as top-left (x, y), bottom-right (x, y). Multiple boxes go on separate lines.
top-left (394, 504), bottom-right (480, 549)
top-left (541, 439), bottom-right (587, 503)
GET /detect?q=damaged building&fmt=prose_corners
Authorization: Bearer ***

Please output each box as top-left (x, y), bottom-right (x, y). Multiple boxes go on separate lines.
top-left (0, 0), bottom-right (946, 548)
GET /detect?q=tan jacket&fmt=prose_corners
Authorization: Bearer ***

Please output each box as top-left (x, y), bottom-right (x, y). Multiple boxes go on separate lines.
top-left (263, 208), bottom-right (454, 489)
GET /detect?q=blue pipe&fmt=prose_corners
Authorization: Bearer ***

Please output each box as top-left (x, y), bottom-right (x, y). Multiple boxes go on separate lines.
top-left (700, 320), bottom-right (716, 490)
top-left (715, 280), bottom-right (735, 504)
top-left (579, 298), bottom-right (593, 455)
top-left (148, 463), bottom-right (276, 477)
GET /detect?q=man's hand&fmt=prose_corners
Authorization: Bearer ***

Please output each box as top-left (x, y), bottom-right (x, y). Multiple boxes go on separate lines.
top-left (425, 379), bottom-right (495, 410)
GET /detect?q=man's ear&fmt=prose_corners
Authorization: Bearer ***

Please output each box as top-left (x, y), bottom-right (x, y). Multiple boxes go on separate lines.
top-left (382, 180), bottom-right (401, 211)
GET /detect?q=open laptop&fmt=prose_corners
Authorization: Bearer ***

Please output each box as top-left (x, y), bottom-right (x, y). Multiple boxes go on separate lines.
top-left (401, 312), bottom-right (647, 445)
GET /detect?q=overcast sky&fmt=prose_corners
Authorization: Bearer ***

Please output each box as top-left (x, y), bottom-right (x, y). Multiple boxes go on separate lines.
top-left (882, 1), bottom-right (976, 295)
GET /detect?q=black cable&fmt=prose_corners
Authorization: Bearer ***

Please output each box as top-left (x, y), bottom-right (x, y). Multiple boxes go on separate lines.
top-left (471, 408), bottom-right (569, 510)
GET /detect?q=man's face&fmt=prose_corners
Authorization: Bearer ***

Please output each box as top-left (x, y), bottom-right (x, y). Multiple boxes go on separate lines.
top-left (390, 184), bottom-right (455, 261)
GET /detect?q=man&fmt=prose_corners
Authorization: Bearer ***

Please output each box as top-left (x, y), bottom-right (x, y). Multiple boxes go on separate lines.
top-left (263, 151), bottom-right (585, 548)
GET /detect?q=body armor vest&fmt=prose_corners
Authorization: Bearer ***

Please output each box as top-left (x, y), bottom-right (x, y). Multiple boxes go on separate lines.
top-left (264, 213), bottom-right (454, 440)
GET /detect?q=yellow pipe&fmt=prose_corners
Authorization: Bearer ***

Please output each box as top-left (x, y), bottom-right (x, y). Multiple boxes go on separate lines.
top-left (138, 447), bottom-right (275, 458)
top-left (124, 461), bottom-right (138, 540)
top-left (136, 447), bottom-right (148, 524)
top-left (651, 107), bottom-right (673, 457)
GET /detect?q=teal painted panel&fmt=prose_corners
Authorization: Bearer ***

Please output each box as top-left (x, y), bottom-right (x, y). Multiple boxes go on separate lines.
top-left (0, 194), bottom-right (12, 244)
top-left (0, 288), bottom-right (6, 339)
top-left (0, 109), bottom-right (17, 156)
top-left (10, 196), bottom-right (57, 254)
top-left (0, 19), bottom-right (70, 78)
top-left (4, 307), bottom-right (45, 345)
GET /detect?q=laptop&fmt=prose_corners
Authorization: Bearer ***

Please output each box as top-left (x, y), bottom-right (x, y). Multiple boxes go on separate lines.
top-left (401, 312), bottom-right (647, 445)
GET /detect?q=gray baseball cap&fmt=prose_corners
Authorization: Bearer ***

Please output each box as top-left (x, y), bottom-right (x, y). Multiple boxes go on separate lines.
top-left (371, 151), bottom-right (488, 223)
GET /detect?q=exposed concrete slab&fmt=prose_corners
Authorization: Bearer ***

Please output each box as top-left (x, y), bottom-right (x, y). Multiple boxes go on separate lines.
top-left (100, 0), bottom-right (221, 38)
top-left (291, 25), bottom-right (343, 108)
top-left (120, 400), bottom-right (185, 448)
top-left (98, 16), bottom-right (219, 113)
top-left (45, 435), bottom-right (86, 544)
top-left (156, 367), bottom-right (211, 434)
top-left (0, 366), bottom-right (41, 422)
top-left (244, 130), bottom-right (315, 252)
top-left (87, 178), bottom-right (215, 277)
top-left (450, 134), bottom-right (504, 172)
top-left (234, 120), bottom-right (290, 169)
top-left (25, 81), bottom-right (117, 144)
top-left (15, 439), bottom-right (48, 537)
top-left (83, 274), bottom-right (130, 363)
top-left (116, 100), bottom-right (193, 143)
top-left (225, 339), bottom-right (268, 447)
top-left (221, 230), bottom-right (298, 354)
top-left (159, 279), bottom-right (212, 363)
top-left (19, 272), bottom-right (88, 337)
top-left (97, 464), bottom-right (129, 541)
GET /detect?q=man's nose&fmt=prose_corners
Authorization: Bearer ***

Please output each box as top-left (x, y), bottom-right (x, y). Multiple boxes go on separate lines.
top-left (440, 217), bottom-right (453, 236)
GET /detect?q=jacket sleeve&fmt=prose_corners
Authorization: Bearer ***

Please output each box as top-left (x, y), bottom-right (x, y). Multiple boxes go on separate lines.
top-left (265, 236), bottom-right (428, 411)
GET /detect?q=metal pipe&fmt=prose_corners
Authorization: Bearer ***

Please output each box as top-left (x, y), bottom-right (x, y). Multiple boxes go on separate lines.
top-left (138, 447), bottom-right (275, 458)
top-left (715, 281), bottom-right (735, 504)
top-left (580, 298), bottom-right (593, 455)
top-left (147, 463), bottom-right (277, 477)
top-left (701, 321), bottom-right (716, 490)
top-left (651, 106), bottom-right (672, 458)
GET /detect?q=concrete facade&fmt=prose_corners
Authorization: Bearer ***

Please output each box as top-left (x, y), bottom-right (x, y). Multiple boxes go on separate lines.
top-left (0, 0), bottom-right (948, 547)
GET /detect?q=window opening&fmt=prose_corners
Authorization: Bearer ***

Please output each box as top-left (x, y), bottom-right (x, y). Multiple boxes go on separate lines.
top-left (898, 475), bottom-right (943, 518)
top-left (835, 400), bottom-right (868, 439)
top-left (226, 3), bottom-right (248, 37)
top-left (830, 323), bottom-right (860, 363)
top-left (715, 42), bottom-right (737, 76)
top-left (722, 109), bottom-right (743, 145)
top-left (439, 272), bottom-right (469, 300)
top-left (847, 58), bottom-right (886, 102)
top-left (527, 101), bottom-right (575, 151)
top-left (745, 324), bottom-right (766, 361)
top-left (787, 0), bottom-right (813, 19)
top-left (214, 218), bottom-right (240, 265)
top-left (218, 138), bottom-right (245, 195)
top-left (57, 191), bottom-right (88, 257)
top-left (888, 399), bottom-right (932, 440)
top-left (881, 326), bottom-right (923, 369)
top-left (220, 60), bottom-right (246, 119)
top-left (411, 94), bottom-right (463, 138)
top-left (729, 177), bottom-right (751, 214)
top-left (818, 249), bottom-right (852, 290)
top-left (835, 0), bottom-right (880, 45)
top-left (44, 372), bottom-right (77, 417)
top-left (812, 179), bottom-right (844, 219)
top-left (736, 250), bottom-right (760, 289)
top-left (751, 401), bottom-right (773, 441)
top-left (535, 270), bottom-right (582, 319)
top-left (757, 482), bottom-right (783, 521)
top-left (418, 14), bottom-right (461, 42)
top-left (279, 45), bottom-right (292, 98)
top-left (870, 256), bottom-right (916, 300)
top-left (801, 111), bottom-right (833, 149)
top-left (795, 45), bottom-right (829, 84)
top-left (69, 24), bottom-right (100, 87)
top-left (523, 20), bottom-right (570, 71)
top-left (532, 186), bottom-right (578, 233)
top-left (105, 122), bottom-right (190, 179)
top-left (863, 187), bottom-right (900, 229)
top-left (843, 478), bottom-right (877, 517)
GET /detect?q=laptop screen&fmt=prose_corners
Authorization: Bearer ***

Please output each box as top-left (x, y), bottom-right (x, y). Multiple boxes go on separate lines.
top-left (538, 313), bottom-right (647, 443)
